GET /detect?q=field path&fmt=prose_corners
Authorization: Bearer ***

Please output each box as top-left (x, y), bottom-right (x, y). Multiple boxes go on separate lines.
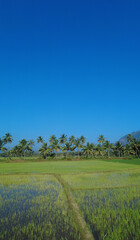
top-left (55, 174), bottom-right (95, 240)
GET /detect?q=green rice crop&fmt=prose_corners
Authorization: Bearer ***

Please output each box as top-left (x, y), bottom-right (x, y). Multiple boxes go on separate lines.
top-left (63, 170), bottom-right (140, 190)
top-left (0, 165), bottom-right (140, 240)
top-left (72, 171), bottom-right (140, 240)
top-left (0, 159), bottom-right (139, 175)
top-left (0, 175), bottom-right (80, 240)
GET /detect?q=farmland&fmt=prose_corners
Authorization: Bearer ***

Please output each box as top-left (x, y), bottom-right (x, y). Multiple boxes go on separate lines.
top-left (0, 158), bottom-right (140, 175)
top-left (0, 159), bottom-right (140, 239)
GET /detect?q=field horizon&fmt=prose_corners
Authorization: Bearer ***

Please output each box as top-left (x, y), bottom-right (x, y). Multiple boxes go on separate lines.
top-left (0, 158), bottom-right (140, 175)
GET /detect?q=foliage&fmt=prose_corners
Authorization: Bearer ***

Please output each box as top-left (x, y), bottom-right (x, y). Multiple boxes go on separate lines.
top-left (0, 133), bottom-right (140, 159)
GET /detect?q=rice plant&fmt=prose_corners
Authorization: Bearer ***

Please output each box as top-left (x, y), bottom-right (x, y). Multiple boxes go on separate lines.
top-left (0, 175), bottom-right (80, 240)
top-left (73, 173), bottom-right (140, 240)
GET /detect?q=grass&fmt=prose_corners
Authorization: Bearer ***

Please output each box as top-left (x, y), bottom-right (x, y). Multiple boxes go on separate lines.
top-left (0, 159), bottom-right (140, 175)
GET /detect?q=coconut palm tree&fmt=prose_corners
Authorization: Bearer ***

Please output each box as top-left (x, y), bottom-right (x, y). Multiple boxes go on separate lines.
top-left (28, 140), bottom-right (35, 156)
top-left (3, 133), bottom-right (13, 144)
top-left (2, 133), bottom-right (13, 157)
top-left (39, 142), bottom-right (48, 159)
top-left (0, 138), bottom-right (4, 152)
top-left (11, 145), bottom-right (22, 157)
top-left (49, 135), bottom-right (56, 145)
top-left (98, 135), bottom-right (106, 145)
top-left (127, 134), bottom-right (133, 143)
top-left (69, 135), bottom-right (76, 145)
top-left (130, 138), bottom-right (139, 157)
top-left (19, 139), bottom-right (30, 160)
top-left (50, 138), bottom-right (60, 157)
top-left (80, 136), bottom-right (86, 145)
top-left (104, 140), bottom-right (113, 158)
top-left (59, 134), bottom-right (67, 154)
top-left (37, 136), bottom-right (44, 144)
top-left (137, 140), bottom-right (140, 157)
top-left (1, 147), bottom-right (8, 155)
top-left (74, 138), bottom-right (82, 157)
top-left (96, 143), bottom-right (103, 156)
top-left (82, 142), bottom-right (95, 158)
top-left (64, 142), bottom-right (72, 157)
top-left (69, 135), bottom-right (76, 155)
top-left (124, 144), bottom-right (134, 156)
top-left (115, 141), bottom-right (123, 157)
top-left (59, 134), bottom-right (67, 146)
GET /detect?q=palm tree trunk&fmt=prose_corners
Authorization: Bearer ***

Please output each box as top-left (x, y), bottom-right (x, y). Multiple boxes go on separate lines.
top-left (108, 150), bottom-right (110, 158)
top-left (77, 147), bottom-right (79, 158)
top-left (56, 150), bottom-right (58, 158)
top-left (118, 150), bottom-right (120, 158)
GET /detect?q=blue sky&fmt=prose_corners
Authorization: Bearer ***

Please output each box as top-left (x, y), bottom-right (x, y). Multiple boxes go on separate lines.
top-left (0, 0), bottom-right (140, 144)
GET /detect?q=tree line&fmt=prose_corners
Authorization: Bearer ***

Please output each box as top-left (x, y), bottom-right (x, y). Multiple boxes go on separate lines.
top-left (0, 133), bottom-right (140, 159)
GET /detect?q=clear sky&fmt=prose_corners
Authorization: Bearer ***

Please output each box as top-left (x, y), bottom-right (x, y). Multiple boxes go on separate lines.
top-left (0, 0), bottom-right (140, 144)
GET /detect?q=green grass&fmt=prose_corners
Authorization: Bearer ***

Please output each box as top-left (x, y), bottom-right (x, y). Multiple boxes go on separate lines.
top-left (0, 159), bottom-right (140, 175)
